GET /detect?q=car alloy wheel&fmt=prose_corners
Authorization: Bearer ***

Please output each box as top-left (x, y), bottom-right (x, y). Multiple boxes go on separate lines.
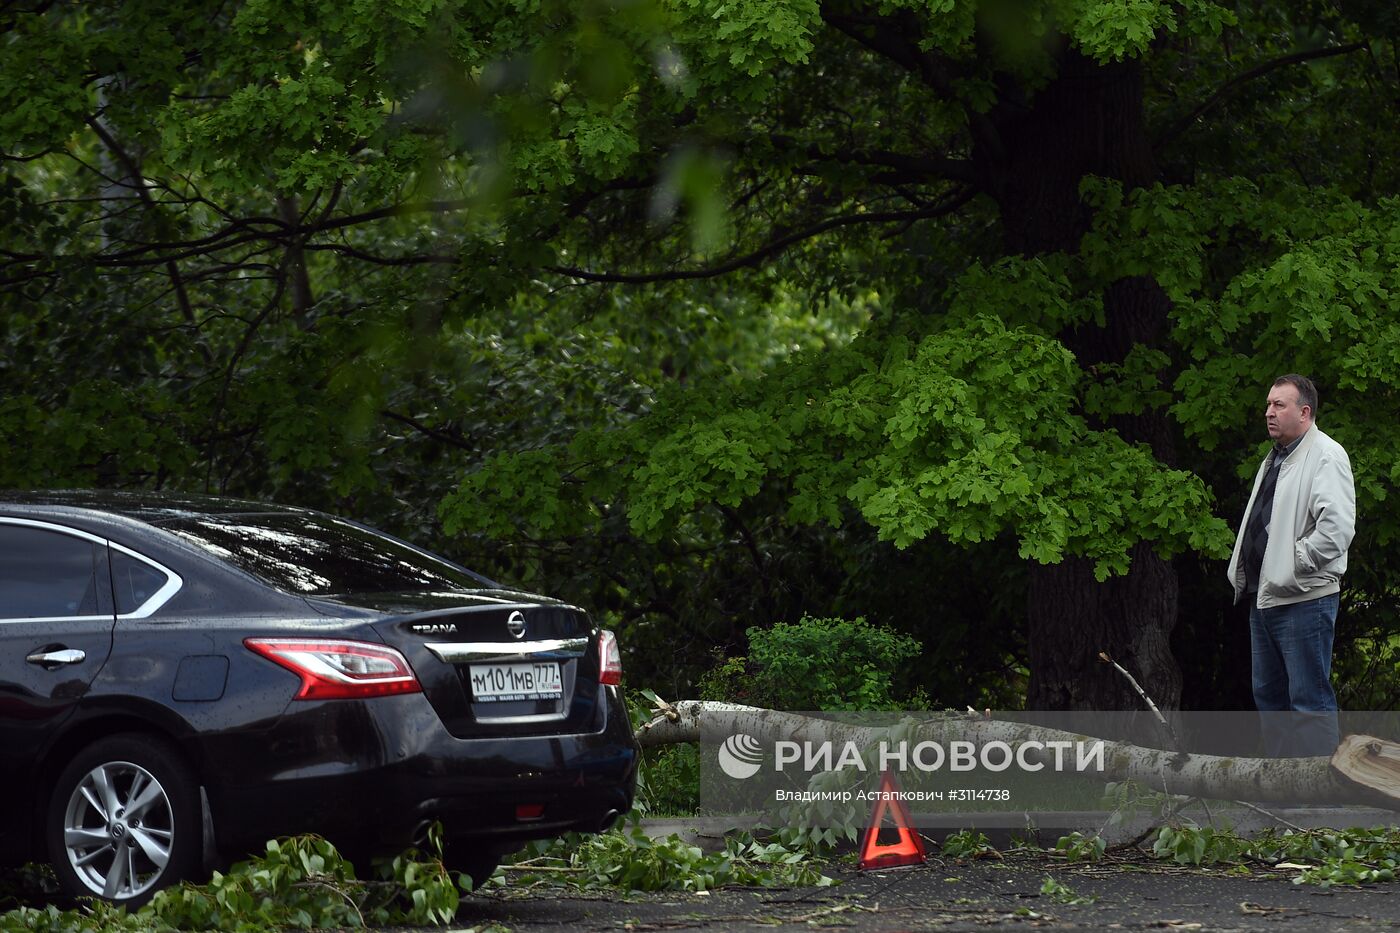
top-left (48, 735), bottom-right (199, 905)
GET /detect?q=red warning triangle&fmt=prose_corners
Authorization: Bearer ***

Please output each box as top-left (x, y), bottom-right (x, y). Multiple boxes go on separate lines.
top-left (857, 769), bottom-right (927, 870)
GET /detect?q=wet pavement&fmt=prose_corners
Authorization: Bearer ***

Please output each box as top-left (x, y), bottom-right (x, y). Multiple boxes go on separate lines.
top-left (452, 852), bottom-right (1400, 932)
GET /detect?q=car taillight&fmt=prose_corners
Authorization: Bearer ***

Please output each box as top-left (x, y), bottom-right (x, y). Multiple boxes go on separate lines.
top-left (245, 638), bottom-right (422, 700)
top-left (599, 629), bottom-right (622, 686)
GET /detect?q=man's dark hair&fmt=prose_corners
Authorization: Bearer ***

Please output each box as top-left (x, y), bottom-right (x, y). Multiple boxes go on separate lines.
top-left (1274, 373), bottom-right (1319, 418)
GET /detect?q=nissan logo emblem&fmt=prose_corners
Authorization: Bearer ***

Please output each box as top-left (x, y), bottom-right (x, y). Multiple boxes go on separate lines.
top-left (507, 610), bottom-right (527, 639)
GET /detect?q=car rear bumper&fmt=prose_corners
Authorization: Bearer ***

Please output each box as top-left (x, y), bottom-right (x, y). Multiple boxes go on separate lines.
top-left (202, 684), bottom-right (639, 859)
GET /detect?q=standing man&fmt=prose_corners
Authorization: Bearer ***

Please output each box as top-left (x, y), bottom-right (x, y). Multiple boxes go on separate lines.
top-left (1227, 374), bottom-right (1355, 758)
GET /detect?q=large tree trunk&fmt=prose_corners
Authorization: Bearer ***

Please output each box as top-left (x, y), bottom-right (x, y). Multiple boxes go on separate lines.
top-left (975, 53), bottom-right (1182, 710)
top-left (639, 702), bottom-right (1400, 810)
top-left (1027, 542), bottom-right (1180, 710)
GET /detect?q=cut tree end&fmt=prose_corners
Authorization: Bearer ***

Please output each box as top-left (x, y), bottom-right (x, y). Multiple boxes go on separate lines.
top-left (1330, 734), bottom-right (1400, 810)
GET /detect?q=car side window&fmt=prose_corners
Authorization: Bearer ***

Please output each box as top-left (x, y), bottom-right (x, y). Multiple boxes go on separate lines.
top-left (110, 550), bottom-right (171, 615)
top-left (0, 524), bottom-right (103, 619)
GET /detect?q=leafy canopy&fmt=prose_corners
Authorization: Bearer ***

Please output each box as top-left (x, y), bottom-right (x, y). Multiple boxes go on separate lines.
top-left (4, 0), bottom-right (1400, 703)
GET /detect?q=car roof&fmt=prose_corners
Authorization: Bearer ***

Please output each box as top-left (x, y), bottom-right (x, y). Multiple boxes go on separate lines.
top-left (0, 489), bottom-right (311, 524)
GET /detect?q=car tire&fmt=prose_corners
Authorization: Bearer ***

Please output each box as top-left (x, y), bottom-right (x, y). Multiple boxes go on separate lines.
top-left (445, 846), bottom-right (501, 891)
top-left (47, 734), bottom-right (201, 907)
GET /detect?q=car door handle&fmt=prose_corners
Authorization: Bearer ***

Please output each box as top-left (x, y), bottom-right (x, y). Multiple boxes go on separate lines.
top-left (26, 648), bottom-right (86, 667)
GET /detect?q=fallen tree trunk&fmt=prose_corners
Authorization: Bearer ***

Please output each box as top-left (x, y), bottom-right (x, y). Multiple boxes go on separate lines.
top-left (635, 701), bottom-right (1400, 811)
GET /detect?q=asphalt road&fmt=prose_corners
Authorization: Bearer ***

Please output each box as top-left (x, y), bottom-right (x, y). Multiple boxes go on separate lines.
top-left (453, 853), bottom-right (1400, 932)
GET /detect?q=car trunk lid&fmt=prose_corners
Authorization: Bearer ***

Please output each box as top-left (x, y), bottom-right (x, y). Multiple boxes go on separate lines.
top-left (365, 595), bottom-right (601, 738)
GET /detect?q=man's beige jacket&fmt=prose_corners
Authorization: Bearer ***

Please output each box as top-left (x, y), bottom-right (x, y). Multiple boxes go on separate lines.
top-left (1228, 423), bottom-right (1356, 609)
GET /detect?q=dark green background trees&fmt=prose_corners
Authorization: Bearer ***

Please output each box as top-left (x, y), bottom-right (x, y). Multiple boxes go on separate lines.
top-left (4, 0), bottom-right (1399, 710)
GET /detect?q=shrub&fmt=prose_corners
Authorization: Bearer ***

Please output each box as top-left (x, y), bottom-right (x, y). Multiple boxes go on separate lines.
top-left (635, 744), bottom-right (700, 817)
top-left (732, 615), bottom-right (925, 711)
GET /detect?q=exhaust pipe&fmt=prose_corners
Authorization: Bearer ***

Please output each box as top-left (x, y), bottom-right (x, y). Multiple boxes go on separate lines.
top-left (411, 818), bottom-right (439, 846)
top-left (596, 809), bottom-right (622, 831)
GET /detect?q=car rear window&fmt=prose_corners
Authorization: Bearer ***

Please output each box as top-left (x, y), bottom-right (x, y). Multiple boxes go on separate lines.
top-left (110, 550), bottom-right (172, 615)
top-left (161, 513), bottom-right (490, 595)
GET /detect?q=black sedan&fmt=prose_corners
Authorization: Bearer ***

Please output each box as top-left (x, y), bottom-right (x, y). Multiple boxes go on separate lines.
top-left (0, 491), bottom-right (638, 906)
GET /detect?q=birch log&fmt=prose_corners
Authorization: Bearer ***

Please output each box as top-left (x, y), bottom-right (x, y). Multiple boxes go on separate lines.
top-left (636, 701), bottom-right (1400, 810)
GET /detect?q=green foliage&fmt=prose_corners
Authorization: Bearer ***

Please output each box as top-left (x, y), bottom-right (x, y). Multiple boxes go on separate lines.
top-left (1252, 827), bottom-right (1400, 887)
top-left (628, 688), bottom-right (700, 816)
top-left (443, 312), bottom-right (1234, 583)
top-left (687, 615), bottom-right (932, 713)
top-left (0, 834), bottom-right (461, 932)
top-left (1147, 824), bottom-right (1400, 887)
top-left (507, 824), bottom-right (835, 892)
top-left (1053, 831), bottom-right (1106, 863)
top-left (1334, 628), bottom-right (1400, 710)
top-left (696, 656), bottom-right (748, 703)
top-left (1039, 874), bottom-right (1096, 904)
top-left (941, 830), bottom-right (998, 860)
top-left (666, 0), bottom-right (823, 104)
top-left (1098, 780), bottom-right (1176, 830)
top-left (0, 382), bottom-right (194, 490)
top-left (0, 902), bottom-right (143, 933)
top-left (636, 744), bottom-right (701, 817)
top-left (767, 763), bottom-right (870, 853)
top-left (1151, 823), bottom-right (1248, 866)
top-left (1297, 859), bottom-right (1399, 886)
top-left (1062, 0), bottom-right (1235, 65)
top-left (743, 616), bottom-right (923, 711)
top-left (7, 0), bottom-right (1400, 713)
top-left (771, 820), bottom-right (859, 856)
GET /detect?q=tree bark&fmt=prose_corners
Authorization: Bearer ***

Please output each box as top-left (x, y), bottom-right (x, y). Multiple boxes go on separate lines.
top-left (639, 702), bottom-right (1400, 809)
top-left (277, 194), bottom-right (316, 321)
top-left (974, 52), bottom-right (1182, 710)
top-left (1027, 542), bottom-right (1180, 711)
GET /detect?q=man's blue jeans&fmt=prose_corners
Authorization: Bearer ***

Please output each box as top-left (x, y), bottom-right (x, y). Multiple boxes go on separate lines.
top-left (1249, 593), bottom-right (1340, 758)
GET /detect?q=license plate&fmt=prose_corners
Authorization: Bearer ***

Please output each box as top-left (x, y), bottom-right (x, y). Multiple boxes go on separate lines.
top-left (468, 662), bottom-right (563, 702)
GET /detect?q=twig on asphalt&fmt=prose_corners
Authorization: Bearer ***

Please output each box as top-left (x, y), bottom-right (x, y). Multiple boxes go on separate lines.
top-left (1229, 799), bottom-right (1308, 833)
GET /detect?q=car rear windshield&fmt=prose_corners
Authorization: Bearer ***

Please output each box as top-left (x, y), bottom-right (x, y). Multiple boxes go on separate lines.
top-left (161, 513), bottom-right (491, 595)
